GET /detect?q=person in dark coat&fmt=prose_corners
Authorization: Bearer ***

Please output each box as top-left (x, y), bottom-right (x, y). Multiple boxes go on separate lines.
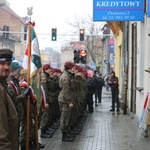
top-left (97, 74), bottom-right (105, 103)
top-left (108, 71), bottom-right (120, 112)
top-left (0, 48), bottom-right (19, 150)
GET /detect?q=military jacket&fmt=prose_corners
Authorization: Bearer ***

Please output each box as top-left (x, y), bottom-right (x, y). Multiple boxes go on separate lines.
top-left (58, 71), bottom-right (74, 104)
top-left (40, 71), bottom-right (50, 103)
top-left (74, 75), bottom-right (83, 103)
top-left (47, 77), bottom-right (55, 102)
top-left (0, 80), bottom-right (19, 150)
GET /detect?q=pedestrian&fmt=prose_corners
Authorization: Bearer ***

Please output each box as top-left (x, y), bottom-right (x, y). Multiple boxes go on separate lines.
top-left (0, 48), bottom-right (19, 150)
top-left (97, 74), bottom-right (105, 103)
top-left (93, 70), bottom-right (99, 106)
top-left (58, 61), bottom-right (75, 142)
top-left (104, 73), bottom-right (110, 92)
top-left (86, 71), bottom-right (97, 113)
top-left (108, 71), bottom-right (120, 112)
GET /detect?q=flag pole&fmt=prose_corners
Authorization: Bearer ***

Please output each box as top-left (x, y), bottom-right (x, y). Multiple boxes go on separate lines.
top-left (26, 22), bottom-right (32, 150)
top-left (35, 100), bottom-right (39, 150)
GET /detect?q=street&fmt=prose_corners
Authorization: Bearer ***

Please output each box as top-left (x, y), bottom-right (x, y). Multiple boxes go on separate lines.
top-left (39, 90), bottom-right (150, 150)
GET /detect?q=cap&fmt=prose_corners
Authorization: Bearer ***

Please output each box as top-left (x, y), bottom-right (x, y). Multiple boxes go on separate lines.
top-left (64, 61), bottom-right (75, 69)
top-left (0, 47), bottom-right (13, 62)
top-left (145, 67), bottom-right (150, 73)
top-left (11, 60), bottom-right (22, 72)
top-left (43, 64), bottom-right (51, 71)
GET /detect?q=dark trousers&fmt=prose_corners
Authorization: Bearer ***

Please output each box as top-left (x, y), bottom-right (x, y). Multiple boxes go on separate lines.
top-left (87, 93), bottom-right (94, 112)
top-left (97, 87), bottom-right (102, 103)
top-left (111, 87), bottom-right (119, 110)
top-left (94, 90), bottom-right (98, 105)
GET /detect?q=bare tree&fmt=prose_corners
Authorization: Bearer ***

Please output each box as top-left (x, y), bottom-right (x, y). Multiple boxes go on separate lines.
top-left (65, 14), bottom-right (105, 64)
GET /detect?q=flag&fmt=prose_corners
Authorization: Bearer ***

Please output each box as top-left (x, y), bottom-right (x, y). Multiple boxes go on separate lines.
top-left (22, 25), bottom-right (43, 114)
top-left (22, 26), bottom-right (42, 77)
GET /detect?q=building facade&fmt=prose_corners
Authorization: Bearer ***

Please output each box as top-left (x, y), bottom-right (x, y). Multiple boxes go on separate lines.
top-left (0, 2), bottom-right (26, 60)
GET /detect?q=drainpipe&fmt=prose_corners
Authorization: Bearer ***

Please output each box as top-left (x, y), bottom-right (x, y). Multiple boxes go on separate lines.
top-left (123, 21), bottom-right (129, 115)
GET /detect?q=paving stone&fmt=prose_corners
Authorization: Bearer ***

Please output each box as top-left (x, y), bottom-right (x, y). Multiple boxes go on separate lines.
top-left (39, 92), bottom-right (150, 150)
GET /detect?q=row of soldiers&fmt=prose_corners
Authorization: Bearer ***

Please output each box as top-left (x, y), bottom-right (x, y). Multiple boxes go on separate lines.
top-left (41, 61), bottom-right (89, 142)
top-left (7, 59), bottom-right (90, 149)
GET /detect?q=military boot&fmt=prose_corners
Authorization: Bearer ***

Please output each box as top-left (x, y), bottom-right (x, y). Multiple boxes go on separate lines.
top-left (62, 133), bottom-right (74, 142)
top-left (70, 127), bottom-right (80, 134)
top-left (29, 141), bottom-right (45, 149)
top-left (40, 130), bottom-right (53, 138)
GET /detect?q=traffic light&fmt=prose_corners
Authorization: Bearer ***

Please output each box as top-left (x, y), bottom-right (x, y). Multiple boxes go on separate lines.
top-left (51, 28), bottom-right (57, 41)
top-left (73, 49), bottom-right (80, 64)
top-left (80, 50), bottom-right (87, 64)
top-left (79, 29), bottom-right (84, 41)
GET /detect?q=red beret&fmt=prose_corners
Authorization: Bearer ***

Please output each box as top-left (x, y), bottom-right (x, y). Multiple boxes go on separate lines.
top-left (64, 61), bottom-right (75, 69)
top-left (82, 68), bottom-right (87, 77)
top-left (55, 68), bottom-right (61, 73)
top-left (43, 64), bottom-right (51, 71)
top-left (51, 68), bottom-right (57, 73)
top-left (75, 65), bottom-right (83, 72)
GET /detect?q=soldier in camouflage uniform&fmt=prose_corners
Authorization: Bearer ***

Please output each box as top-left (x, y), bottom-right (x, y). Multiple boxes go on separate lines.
top-left (51, 68), bottom-right (61, 125)
top-left (47, 68), bottom-right (59, 130)
top-left (40, 64), bottom-right (54, 138)
top-left (81, 68), bottom-right (88, 115)
top-left (19, 71), bottom-right (45, 150)
top-left (58, 61), bottom-right (75, 142)
top-left (7, 61), bottom-right (32, 149)
top-left (69, 65), bottom-right (83, 135)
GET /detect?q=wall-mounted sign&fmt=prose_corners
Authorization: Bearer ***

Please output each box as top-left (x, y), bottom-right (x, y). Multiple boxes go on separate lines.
top-left (93, 0), bottom-right (144, 21)
top-left (148, 0), bottom-right (150, 16)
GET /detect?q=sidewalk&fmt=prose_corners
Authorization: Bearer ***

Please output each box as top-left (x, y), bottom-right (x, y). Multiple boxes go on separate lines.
top-left (39, 92), bottom-right (150, 150)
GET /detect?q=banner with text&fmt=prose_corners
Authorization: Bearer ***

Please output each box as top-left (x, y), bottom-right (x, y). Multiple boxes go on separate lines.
top-left (93, 0), bottom-right (144, 21)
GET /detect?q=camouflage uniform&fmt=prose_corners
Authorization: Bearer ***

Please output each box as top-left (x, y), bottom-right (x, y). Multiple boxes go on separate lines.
top-left (7, 75), bottom-right (28, 149)
top-left (58, 70), bottom-right (75, 134)
top-left (69, 74), bottom-right (79, 129)
top-left (47, 76), bottom-right (56, 126)
top-left (40, 71), bottom-right (52, 133)
top-left (53, 75), bottom-right (61, 121)
top-left (9, 75), bottom-right (24, 119)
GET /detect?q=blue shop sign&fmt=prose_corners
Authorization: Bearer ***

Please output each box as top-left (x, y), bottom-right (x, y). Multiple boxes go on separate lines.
top-left (93, 0), bottom-right (144, 21)
top-left (148, 0), bottom-right (150, 16)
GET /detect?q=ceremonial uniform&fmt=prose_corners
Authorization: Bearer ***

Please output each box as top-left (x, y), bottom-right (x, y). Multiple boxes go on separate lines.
top-left (0, 48), bottom-right (19, 150)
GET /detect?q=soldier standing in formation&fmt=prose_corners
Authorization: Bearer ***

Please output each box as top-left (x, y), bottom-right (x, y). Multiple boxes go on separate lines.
top-left (58, 61), bottom-right (89, 142)
top-left (58, 61), bottom-right (75, 141)
top-left (40, 64), bottom-right (54, 138)
top-left (0, 48), bottom-right (19, 150)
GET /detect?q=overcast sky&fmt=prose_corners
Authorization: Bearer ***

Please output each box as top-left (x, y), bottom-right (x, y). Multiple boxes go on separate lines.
top-left (7, 0), bottom-right (99, 50)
